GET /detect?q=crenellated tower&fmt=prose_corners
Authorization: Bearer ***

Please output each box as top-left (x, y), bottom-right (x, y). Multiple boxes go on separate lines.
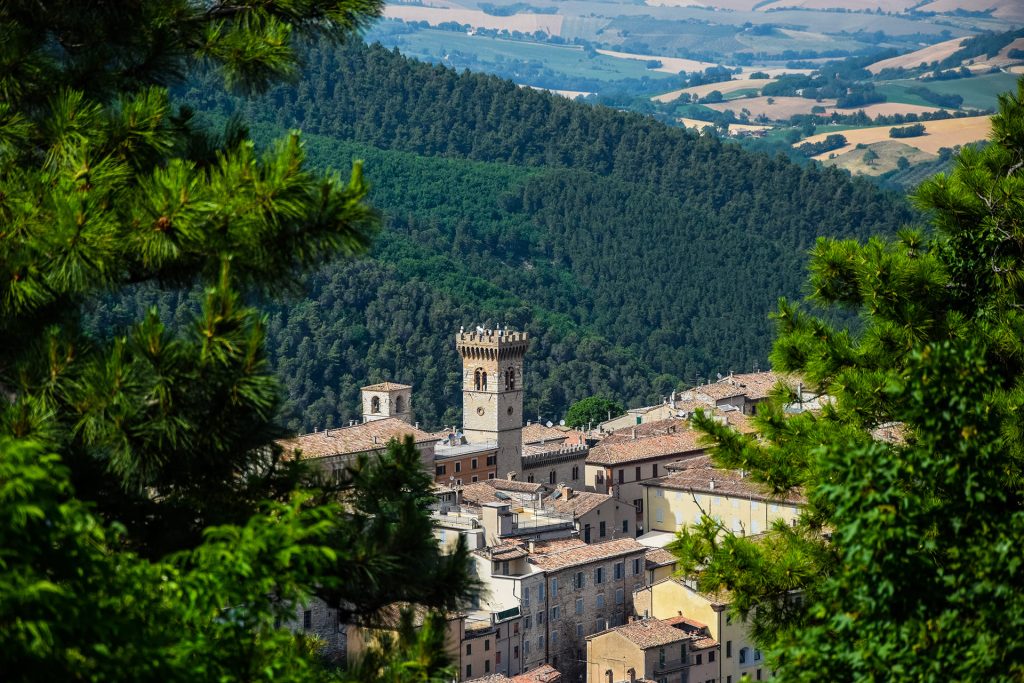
top-left (457, 327), bottom-right (529, 478)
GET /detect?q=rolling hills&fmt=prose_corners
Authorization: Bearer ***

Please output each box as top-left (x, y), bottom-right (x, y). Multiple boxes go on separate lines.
top-left (104, 40), bottom-right (917, 432)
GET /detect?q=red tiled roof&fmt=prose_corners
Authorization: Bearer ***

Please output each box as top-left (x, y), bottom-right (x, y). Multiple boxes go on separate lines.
top-left (276, 418), bottom-right (438, 459)
top-left (646, 465), bottom-right (806, 505)
top-left (644, 547), bottom-right (678, 568)
top-left (601, 418), bottom-right (690, 445)
top-left (361, 382), bottom-right (412, 392)
top-left (522, 423), bottom-right (570, 445)
top-left (717, 371), bottom-right (799, 401)
top-left (529, 538), bottom-right (647, 572)
top-left (587, 430), bottom-right (706, 466)
top-left (489, 479), bottom-right (549, 494)
top-left (511, 664), bottom-right (562, 683)
top-left (546, 490), bottom-right (615, 517)
top-left (598, 618), bottom-right (691, 649)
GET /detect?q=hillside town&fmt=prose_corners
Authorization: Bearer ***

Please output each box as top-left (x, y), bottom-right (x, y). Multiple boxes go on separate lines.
top-left (277, 328), bottom-right (819, 683)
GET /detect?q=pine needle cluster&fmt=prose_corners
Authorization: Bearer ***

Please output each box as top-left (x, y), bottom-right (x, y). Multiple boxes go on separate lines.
top-left (0, 3), bottom-right (476, 681)
top-left (674, 81), bottom-right (1024, 681)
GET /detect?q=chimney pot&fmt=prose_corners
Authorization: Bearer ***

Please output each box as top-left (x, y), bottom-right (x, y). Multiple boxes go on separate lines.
top-left (709, 479), bottom-right (716, 490)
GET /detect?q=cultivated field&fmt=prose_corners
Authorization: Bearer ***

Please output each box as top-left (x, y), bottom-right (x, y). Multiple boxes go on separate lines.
top-left (825, 140), bottom-right (937, 176)
top-left (642, 0), bottom-right (765, 10)
top-left (383, 5), bottom-right (565, 34)
top-left (866, 37), bottom-right (968, 74)
top-left (827, 102), bottom-right (946, 117)
top-left (595, 49), bottom-right (719, 74)
top-left (918, 0), bottom-right (1024, 21)
top-left (759, 0), bottom-right (921, 9)
top-left (799, 115), bottom-right (991, 159)
top-left (879, 72), bottom-right (1021, 110)
top-left (677, 117), bottom-right (771, 133)
top-left (704, 95), bottom-right (838, 119)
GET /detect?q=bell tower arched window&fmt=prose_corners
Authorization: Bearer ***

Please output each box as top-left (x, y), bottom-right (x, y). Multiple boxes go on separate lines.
top-left (371, 396), bottom-right (381, 413)
top-left (482, 371), bottom-right (488, 391)
top-left (506, 367), bottom-right (516, 390)
top-left (395, 395), bottom-right (405, 414)
top-left (474, 368), bottom-right (483, 391)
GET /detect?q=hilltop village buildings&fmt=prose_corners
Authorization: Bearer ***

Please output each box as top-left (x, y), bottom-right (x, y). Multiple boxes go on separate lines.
top-left (277, 328), bottom-right (816, 682)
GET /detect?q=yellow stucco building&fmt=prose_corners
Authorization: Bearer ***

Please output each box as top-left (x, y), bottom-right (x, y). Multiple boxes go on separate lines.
top-left (641, 458), bottom-right (804, 538)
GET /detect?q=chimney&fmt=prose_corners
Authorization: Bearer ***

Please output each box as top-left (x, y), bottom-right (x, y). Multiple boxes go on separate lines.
top-left (528, 539), bottom-right (536, 553)
top-left (631, 427), bottom-right (637, 440)
top-left (709, 479), bottom-right (716, 490)
top-left (325, 428), bottom-right (331, 437)
top-left (560, 485), bottom-right (574, 500)
top-left (415, 421), bottom-right (419, 429)
top-left (372, 435), bottom-right (378, 445)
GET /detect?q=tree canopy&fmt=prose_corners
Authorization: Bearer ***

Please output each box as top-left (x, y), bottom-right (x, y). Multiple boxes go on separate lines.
top-left (565, 396), bottom-right (625, 428)
top-left (0, 2), bottom-right (474, 680)
top-left (672, 79), bottom-right (1024, 681)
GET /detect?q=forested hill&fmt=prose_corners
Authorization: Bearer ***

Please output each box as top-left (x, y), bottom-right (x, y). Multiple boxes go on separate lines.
top-left (149, 40), bottom-right (914, 431)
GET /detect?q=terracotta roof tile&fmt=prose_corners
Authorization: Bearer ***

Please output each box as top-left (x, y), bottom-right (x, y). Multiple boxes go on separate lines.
top-left (474, 542), bottom-right (530, 561)
top-left (546, 491), bottom-right (614, 517)
top-left (688, 383), bottom-right (747, 401)
top-left (276, 418), bottom-right (438, 459)
top-left (511, 664), bottom-right (562, 683)
top-left (587, 430), bottom-right (707, 466)
top-left (718, 371), bottom-right (799, 400)
top-left (522, 423), bottom-right (570, 445)
top-left (529, 538), bottom-right (647, 572)
top-left (489, 479), bottom-right (549, 494)
top-left (647, 466), bottom-right (806, 505)
top-left (601, 418), bottom-right (690, 445)
top-left (361, 381), bottom-right (412, 392)
top-left (644, 547), bottom-right (678, 568)
top-left (663, 614), bottom-right (709, 632)
top-left (599, 618), bottom-right (691, 649)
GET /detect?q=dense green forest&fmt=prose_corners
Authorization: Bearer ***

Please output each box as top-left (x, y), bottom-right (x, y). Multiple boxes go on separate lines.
top-left (96, 40), bottom-right (913, 433)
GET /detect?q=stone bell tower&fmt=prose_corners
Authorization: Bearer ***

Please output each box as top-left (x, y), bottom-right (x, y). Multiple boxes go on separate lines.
top-left (457, 327), bottom-right (529, 478)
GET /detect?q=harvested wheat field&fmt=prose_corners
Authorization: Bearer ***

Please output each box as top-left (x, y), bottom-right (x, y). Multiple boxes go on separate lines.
top-left (826, 102), bottom-right (947, 117)
top-left (758, 0), bottom-right (921, 10)
top-left (653, 78), bottom-right (765, 103)
top-left (644, 0), bottom-right (765, 10)
top-left (704, 96), bottom-right (837, 120)
top-left (382, 6), bottom-right (564, 35)
top-left (799, 116), bottom-right (991, 160)
top-left (684, 78), bottom-right (768, 98)
top-left (738, 66), bottom-right (816, 77)
top-left (918, 0), bottom-right (1024, 21)
top-left (678, 117), bottom-right (718, 131)
top-left (866, 37), bottom-right (969, 74)
top-left (596, 49), bottom-right (719, 74)
top-left (825, 141), bottom-right (937, 176)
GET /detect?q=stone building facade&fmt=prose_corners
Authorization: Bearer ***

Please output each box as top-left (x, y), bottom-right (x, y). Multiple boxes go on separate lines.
top-left (457, 328), bottom-right (529, 479)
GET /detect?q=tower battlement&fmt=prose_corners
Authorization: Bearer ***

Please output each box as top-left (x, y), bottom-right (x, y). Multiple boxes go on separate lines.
top-left (457, 326), bottom-right (528, 478)
top-left (456, 328), bottom-right (529, 361)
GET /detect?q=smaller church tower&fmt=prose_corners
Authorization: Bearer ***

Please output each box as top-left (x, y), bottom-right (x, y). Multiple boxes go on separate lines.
top-left (457, 327), bottom-right (529, 478)
top-left (360, 382), bottom-right (413, 424)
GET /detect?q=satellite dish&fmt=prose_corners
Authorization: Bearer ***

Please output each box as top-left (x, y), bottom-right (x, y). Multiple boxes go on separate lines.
top-left (546, 421), bottom-right (553, 428)
top-left (558, 420), bottom-right (565, 427)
